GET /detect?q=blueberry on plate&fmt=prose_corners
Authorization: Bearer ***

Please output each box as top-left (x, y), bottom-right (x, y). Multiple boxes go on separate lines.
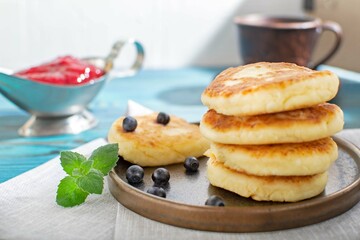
top-left (123, 116), bottom-right (137, 132)
top-left (184, 156), bottom-right (199, 172)
top-left (147, 186), bottom-right (166, 198)
top-left (156, 112), bottom-right (170, 125)
top-left (126, 165), bottom-right (144, 184)
top-left (205, 195), bottom-right (225, 206)
top-left (151, 168), bottom-right (170, 185)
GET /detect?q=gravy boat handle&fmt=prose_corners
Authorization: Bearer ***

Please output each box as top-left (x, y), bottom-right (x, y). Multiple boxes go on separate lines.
top-left (104, 39), bottom-right (144, 78)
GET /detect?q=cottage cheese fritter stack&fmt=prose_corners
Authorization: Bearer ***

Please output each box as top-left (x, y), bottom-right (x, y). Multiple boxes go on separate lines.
top-left (200, 62), bottom-right (344, 202)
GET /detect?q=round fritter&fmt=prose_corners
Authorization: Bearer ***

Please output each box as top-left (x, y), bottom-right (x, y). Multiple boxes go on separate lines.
top-left (108, 113), bottom-right (210, 166)
top-left (200, 103), bottom-right (343, 145)
top-left (207, 157), bottom-right (328, 202)
top-left (206, 137), bottom-right (337, 176)
top-left (201, 62), bottom-right (339, 116)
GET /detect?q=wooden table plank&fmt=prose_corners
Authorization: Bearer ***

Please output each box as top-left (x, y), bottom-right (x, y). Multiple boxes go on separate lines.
top-left (0, 68), bottom-right (220, 182)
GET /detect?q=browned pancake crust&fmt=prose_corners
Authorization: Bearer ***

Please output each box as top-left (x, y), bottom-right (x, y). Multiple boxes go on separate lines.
top-left (209, 157), bottom-right (318, 184)
top-left (203, 62), bottom-right (335, 98)
top-left (202, 103), bottom-right (340, 132)
top-left (215, 137), bottom-right (336, 158)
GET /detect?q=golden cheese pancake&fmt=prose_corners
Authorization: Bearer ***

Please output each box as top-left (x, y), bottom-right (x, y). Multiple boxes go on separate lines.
top-left (108, 113), bottom-right (209, 166)
top-left (201, 62), bottom-right (339, 116)
top-left (206, 137), bottom-right (337, 176)
top-left (207, 157), bottom-right (328, 202)
top-left (200, 103), bottom-right (343, 145)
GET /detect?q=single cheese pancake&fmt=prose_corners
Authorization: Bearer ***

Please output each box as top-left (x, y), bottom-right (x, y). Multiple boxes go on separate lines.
top-left (207, 157), bottom-right (328, 202)
top-left (206, 137), bottom-right (337, 176)
top-left (108, 113), bottom-right (210, 166)
top-left (201, 62), bottom-right (339, 116)
top-left (200, 103), bottom-right (343, 145)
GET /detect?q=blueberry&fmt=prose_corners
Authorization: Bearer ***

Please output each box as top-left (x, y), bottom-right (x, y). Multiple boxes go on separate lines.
top-left (151, 168), bottom-right (170, 185)
top-left (126, 165), bottom-right (144, 184)
top-left (123, 116), bottom-right (137, 132)
top-left (147, 186), bottom-right (166, 198)
top-left (184, 156), bottom-right (199, 172)
top-left (205, 195), bottom-right (225, 206)
top-left (156, 112), bottom-right (170, 125)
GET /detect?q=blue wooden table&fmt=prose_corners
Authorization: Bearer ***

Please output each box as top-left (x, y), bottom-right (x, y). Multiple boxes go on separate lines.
top-left (0, 67), bottom-right (359, 183)
top-left (0, 68), bottom-right (221, 182)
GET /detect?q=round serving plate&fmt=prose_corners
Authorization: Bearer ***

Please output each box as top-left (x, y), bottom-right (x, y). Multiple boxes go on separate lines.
top-left (108, 136), bottom-right (360, 232)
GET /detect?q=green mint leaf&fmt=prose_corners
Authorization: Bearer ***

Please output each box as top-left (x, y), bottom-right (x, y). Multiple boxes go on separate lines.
top-left (72, 168), bottom-right (82, 177)
top-left (80, 160), bottom-right (93, 175)
top-left (89, 143), bottom-right (119, 175)
top-left (76, 169), bottom-right (104, 194)
top-left (60, 151), bottom-right (87, 176)
top-left (56, 176), bottom-right (89, 207)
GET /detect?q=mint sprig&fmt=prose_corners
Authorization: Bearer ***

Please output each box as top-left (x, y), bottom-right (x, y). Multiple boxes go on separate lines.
top-left (76, 169), bottom-right (104, 194)
top-left (56, 143), bottom-right (119, 207)
top-left (57, 176), bottom-right (89, 207)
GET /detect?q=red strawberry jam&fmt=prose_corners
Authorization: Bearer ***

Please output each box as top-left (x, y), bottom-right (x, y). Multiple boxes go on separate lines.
top-left (14, 56), bottom-right (105, 85)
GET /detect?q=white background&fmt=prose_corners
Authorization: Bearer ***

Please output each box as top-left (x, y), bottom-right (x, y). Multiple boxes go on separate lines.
top-left (0, 0), bottom-right (304, 71)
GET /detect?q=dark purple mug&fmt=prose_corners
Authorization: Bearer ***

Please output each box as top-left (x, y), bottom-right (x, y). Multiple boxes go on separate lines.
top-left (234, 15), bottom-right (342, 69)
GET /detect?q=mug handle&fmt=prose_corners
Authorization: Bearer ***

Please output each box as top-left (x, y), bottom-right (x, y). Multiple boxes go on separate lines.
top-left (311, 21), bottom-right (342, 69)
top-left (104, 39), bottom-right (145, 77)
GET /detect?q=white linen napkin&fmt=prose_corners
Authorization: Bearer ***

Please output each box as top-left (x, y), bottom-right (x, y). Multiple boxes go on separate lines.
top-left (0, 138), bottom-right (118, 240)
